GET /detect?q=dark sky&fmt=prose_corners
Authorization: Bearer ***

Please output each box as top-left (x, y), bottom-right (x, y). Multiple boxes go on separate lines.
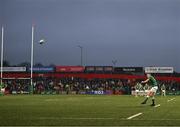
top-left (1, 0), bottom-right (180, 71)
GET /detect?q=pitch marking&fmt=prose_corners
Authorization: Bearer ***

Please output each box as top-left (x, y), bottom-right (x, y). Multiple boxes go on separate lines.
top-left (45, 99), bottom-right (59, 101)
top-left (154, 104), bottom-right (160, 108)
top-left (127, 113), bottom-right (142, 120)
top-left (39, 117), bottom-right (113, 120)
top-left (167, 98), bottom-right (175, 102)
top-left (62, 117), bottom-right (114, 120)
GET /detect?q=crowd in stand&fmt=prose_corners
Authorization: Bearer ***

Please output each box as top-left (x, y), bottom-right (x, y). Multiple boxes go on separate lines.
top-left (27, 78), bottom-right (132, 94)
top-left (2, 77), bottom-right (180, 95)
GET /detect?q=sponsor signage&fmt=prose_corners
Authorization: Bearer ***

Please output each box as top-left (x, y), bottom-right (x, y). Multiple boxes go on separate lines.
top-left (3, 67), bottom-right (26, 72)
top-left (86, 91), bottom-right (104, 95)
top-left (94, 91), bottom-right (104, 94)
top-left (28, 67), bottom-right (54, 72)
top-left (85, 90), bottom-right (113, 95)
top-left (145, 67), bottom-right (174, 73)
top-left (56, 66), bottom-right (84, 72)
top-left (114, 67), bottom-right (143, 73)
top-left (104, 66), bottom-right (113, 72)
top-left (85, 66), bottom-right (95, 72)
top-left (95, 66), bottom-right (104, 72)
top-left (86, 66), bottom-right (113, 72)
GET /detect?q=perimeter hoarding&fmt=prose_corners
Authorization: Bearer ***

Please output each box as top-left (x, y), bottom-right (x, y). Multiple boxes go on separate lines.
top-left (56, 66), bottom-right (84, 72)
top-left (103, 66), bottom-right (113, 72)
top-left (114, 67), bottom-right (143, 73)
top-left (95, 66), bottom-right (104, 72)
top-left (85, 66), bottom-right (95, 73)
top-left (2, 67), bottom-right (26, 72)
top-left (85, 66), bottom-right (113, 73)
top-left (145, 67), bottom-right (174, 73)
top-left (28, 67), bottom-right (54, 72)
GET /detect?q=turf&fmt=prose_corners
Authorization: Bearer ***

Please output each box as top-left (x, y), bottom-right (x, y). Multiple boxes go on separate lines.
top-left (0, 95), bottom-right (179, 126)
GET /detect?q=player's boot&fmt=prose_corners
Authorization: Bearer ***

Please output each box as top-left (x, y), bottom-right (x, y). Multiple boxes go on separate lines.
top-left (141, 98), bottom-right (148, 104)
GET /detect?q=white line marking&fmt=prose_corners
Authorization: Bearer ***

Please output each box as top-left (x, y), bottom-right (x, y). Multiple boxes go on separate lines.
top-left (127, 113), bottom-right (142, 120)
top-left (39, 117), bottom-right (113, 120)
top-left (45, 99), bottom-right (60, 101)
top-left (154, 104), bottom-right (160, 108)
top-left (61, 117), bottom-right (114, 120)
top-left (167, 98), bottom-right (175, 102)
top-left (127, 119), bottom-right (180, 121)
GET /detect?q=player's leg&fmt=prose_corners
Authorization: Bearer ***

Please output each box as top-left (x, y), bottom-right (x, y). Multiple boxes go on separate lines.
top-left (151, 94), bottom-right (155, 106)
top-left (150, 86), bottom-right (158, 106)
top-left (141, 96), bottom-right (149, 104)
top-left (161, 90), bottom-right (163, 96)
top-left (141, 89), bottom-right (154, 104)
top-left (135, 90), bottom-right (139, 97)
top-left (162, 90), bottom-right (166, 96)
top-left (144, 90), bottom-right (148, 96)
top-left (141, 91), bottom-right (151, 104)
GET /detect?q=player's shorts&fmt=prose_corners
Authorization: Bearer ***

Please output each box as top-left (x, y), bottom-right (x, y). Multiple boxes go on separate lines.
top-left (150, 86), bottom-right (158, 93)
top-left (145, 90), bottom-right (149, 93)
top-left (135, 90), bottom-right (139, 92)
top-left (162, 90), bottom-right (165, 93)
top-left (1, 88), bottom-right (5, 93)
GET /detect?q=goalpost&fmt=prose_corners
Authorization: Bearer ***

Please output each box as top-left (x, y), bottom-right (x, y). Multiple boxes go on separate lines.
top-left (1, 26), bottom-right (4, 86)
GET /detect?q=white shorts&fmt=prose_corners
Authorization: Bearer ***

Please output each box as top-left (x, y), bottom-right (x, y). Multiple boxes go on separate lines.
top-left (135, 90), bottom-right (139, 92)
top-left (145, 90), bottom-right (149, 93)
top-left (1, 88), bottom-right (5, 93)
top-left (162, 90), bottom-right (166, 93)
top-left (150, 86), bottom-right (158, 93)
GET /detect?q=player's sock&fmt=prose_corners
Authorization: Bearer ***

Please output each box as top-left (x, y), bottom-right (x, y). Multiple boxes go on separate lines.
top-left (151, 97), bottom-right (155, 106)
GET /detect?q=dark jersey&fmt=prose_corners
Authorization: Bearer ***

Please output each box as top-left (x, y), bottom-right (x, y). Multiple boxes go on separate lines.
top-left (148, 76), bottom-right (157, 87)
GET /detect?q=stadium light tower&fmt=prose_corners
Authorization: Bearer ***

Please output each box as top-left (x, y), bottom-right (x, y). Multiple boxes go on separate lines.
top-left (0, 26), bottom-right (4, 85)
top-left (77, 45), bottom-right (83, 66)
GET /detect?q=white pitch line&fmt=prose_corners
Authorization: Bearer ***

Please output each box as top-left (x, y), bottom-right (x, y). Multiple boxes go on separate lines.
top-left (167, 98), bottom-right (175, 102)
top-left (126, 119), bottom-right (180, 121)
top-left (61, 117), bottom-right (113, 120)
top-left (39, 117), bottom-right (113, 120)
top-left (127, 113), bottom-right (142, 120)
top-left (154, 104), bottom-right (161, 108)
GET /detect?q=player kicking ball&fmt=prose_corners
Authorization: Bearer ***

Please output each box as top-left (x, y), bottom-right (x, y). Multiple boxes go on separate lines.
top-left (141, 73), bottom-right (158, 106)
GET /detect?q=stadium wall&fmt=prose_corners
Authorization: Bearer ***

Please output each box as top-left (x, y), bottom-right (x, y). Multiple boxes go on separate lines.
top-left (2, 73), bottom-right (180, 82)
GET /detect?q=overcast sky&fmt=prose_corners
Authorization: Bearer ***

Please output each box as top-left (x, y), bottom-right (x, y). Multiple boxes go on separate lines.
top-left (0, 0), bottom-right (180, 71)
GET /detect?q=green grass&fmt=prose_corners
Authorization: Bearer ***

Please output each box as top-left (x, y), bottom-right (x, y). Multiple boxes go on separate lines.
top-left (0, 95), bottom-right (180, 126)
